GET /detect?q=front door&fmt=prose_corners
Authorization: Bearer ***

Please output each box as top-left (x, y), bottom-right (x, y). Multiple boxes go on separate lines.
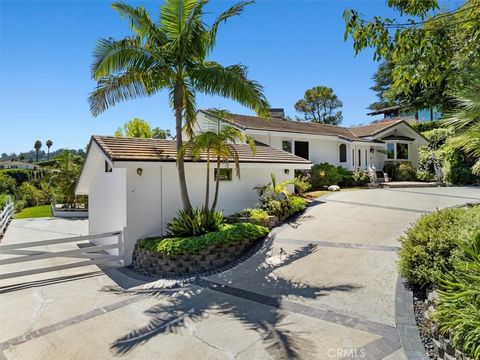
top-left (294, 141), bottom-right (309, 160)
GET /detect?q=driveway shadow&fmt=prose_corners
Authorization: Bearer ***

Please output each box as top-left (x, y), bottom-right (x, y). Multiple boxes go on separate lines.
top-left (104, 237), bottom-right (360, 358)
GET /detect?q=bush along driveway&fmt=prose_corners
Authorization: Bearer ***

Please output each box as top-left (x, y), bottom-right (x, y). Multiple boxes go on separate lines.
top-left (1, 187), bottom-right (479, 360)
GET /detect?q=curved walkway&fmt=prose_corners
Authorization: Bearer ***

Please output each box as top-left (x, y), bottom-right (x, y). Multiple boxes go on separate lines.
top-left (0, 187), bottom-right (479, 360)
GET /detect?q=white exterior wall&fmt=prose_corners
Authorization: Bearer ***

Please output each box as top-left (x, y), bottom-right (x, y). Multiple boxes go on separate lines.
top-left (88, 159), bottom-right (127, 254)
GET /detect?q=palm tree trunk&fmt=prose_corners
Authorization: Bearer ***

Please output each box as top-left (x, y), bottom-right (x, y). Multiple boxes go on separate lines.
top-left (47, 148), bottom-right (50, 160)
top-left (36, 150), bottom-right (39, 162)
top-left (211, 156), bottom-right (221, 210)
top-left (205, 149), bottom-right (210, 211)
top-left (174, 83), bottom-right (192, 213)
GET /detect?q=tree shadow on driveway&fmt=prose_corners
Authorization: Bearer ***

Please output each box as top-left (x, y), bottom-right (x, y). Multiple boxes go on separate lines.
top-left (103, 238), bottom-right (361, 359)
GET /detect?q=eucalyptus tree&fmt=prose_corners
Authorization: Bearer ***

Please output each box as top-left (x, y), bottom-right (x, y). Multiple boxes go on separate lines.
top-left (46, 139), bottom-right (53, 160)
top-left (88, 0), bottom-right (269, 212)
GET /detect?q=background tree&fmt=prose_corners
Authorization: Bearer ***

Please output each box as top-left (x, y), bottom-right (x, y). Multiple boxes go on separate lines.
top-left (115, 118), bottom-right (154, 138)
top-left (46, 139), bottom-right (53, 160)
top-left (89, 0), bottom-right (269, 213)
top-left (294, 86), bottom-right (343, 125)
top-left (368, 61), bottom-right (399, 111)
top-left (152, 127), bottom-right (171, 139)
top-left (344, 0), bottom-right (480, 112)
top-left (50, 151), bottom-right (83, 204)
top-left (34, 140), bottom-right (42, 162)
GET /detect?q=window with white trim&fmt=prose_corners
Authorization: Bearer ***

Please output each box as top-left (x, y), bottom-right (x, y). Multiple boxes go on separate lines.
top-left (386, 142), bottom-right (410, 160)
top-left (339, 144), bottom-right (347, 163)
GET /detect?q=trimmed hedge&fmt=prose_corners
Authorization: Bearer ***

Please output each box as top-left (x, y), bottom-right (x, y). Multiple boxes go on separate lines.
top-left (398, 205), bottom-right (480, 286)
top-left (139, 222), bottom-right (269, 256)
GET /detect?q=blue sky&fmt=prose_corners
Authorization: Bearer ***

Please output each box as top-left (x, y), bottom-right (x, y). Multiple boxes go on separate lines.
top-left (0, 0), bottom-right (421, 153)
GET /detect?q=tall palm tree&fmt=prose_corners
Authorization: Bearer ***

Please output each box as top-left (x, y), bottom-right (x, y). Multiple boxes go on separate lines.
top-left (50, 151), bottom-right (82, 205)
top-left (34, 140), bottom-right (42, 162)
top-left (46, 139), bottom-right (53, 160)
top-left (88, 0), bottom-right (270, 213)
top-left (444, 67), bottom-right (480, 175)
top-left (181, 126), bottom-right (255, 211)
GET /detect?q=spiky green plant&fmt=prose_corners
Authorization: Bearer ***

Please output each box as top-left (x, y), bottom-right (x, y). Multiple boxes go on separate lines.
top-left (88, 0), bottom-right (270, 212)
top-left (434, 232), bottom-right (480, 359)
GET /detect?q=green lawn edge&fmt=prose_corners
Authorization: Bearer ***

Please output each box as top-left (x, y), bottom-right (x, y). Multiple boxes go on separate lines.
top-left (14, 205), bottom-right (52, 219)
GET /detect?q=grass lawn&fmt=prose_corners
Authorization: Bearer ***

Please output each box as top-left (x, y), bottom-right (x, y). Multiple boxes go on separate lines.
top-left (14, 205), bottom-right (52, 219)
top-left (304, 186), bottom-right (367, 199)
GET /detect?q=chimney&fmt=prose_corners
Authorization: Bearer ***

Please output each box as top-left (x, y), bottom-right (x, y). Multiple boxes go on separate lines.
top-left (269, 108), bottom-right (285, 119)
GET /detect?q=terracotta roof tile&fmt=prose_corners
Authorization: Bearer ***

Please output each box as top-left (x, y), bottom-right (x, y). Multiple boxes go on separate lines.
top-left (92, 136), bottom-right (311, 165)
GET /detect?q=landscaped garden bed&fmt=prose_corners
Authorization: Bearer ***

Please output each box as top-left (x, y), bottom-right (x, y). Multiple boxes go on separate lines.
top-left (132, 222), bottom-right (269, 276)
top-left (398, 204), bottom-right (480, 360)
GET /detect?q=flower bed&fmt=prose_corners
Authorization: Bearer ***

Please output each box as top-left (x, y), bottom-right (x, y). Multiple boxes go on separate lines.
top-left (132, 222), bottom-right (269, 276)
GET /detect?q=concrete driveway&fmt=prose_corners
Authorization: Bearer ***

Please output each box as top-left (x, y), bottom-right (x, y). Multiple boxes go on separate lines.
top-left (0, 187), bottom-right (479, 360)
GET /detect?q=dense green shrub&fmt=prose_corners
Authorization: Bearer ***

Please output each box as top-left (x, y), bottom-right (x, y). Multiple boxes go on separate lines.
top-left (397, 162), bottom-right (417, 181)
top-left (352, 170), bottom-right (370, 185)
top-left (17, 182), bottom-right (42, 207)
top-left (289, 196), bottom-right (307, 213)
top-left (434, 232), bottom-right (480, 359)
top-left (311, 163), bottom-right (342, 188)
top-left (0, 174), bottom-right (16, 194)
top-left (140, 222), bottom-right (269, 256)
top-left (14, 200), bottom-right (27, 212)
top-left (0, 169), bottom-right (31, 186)
top-left (234, 208), bottom-right (270, 226)
top-left (422, 127), bottom-right (453, 150)
top-left (398, 205), bottom-right (480, 286)
top-left (167, 208), bottom-right (224, 237)
top-left (416, 169), bottom-right (436, 182)
top-left (336, 166), bottom-right (354, 186)
top-left (411, 121), bottom-right (443, 133)
top-left (440, 146), bottom-right (477, 185)
top-left (0, 194), bottom-right (9, 210)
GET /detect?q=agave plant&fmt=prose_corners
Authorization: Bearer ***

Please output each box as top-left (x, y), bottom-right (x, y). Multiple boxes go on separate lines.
top-left (434, 232), bottom-right (480, 359)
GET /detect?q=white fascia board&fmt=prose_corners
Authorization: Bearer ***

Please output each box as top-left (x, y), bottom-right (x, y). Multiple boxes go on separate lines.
top-left (371, 122), bottom-right (428, 145)
top-left (245, 129), bottom-right (342, 141)
top-left (113, 160), bottom-right (311, 170)
top-left (75, 141), bottom-right (111, 195)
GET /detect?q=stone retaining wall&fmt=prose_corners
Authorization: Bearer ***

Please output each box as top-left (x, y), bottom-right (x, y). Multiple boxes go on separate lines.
top-left (132, 237), bottom-right (259, 276)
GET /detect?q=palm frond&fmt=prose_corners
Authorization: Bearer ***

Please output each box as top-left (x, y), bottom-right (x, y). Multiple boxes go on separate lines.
top-left (191, 61), bottom-right (270, 116)
top-left (208, 1), bottom-right (254, 51)
top-left (89, 70), bottom-right (160, 116)
top-left (91, 37), bottom-right (156, 79)
top-left (183, 81), bottom-right (197, 138)
top-left (112, 2), bottom-right (167, 45)
top-left (159, 0), bottom-right (198, 41)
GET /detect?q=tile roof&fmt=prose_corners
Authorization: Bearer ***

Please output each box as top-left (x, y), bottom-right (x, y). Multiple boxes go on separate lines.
top-left (215, 112), bottom-right (367, 141)
top-left (92, 136), bottom-right (312, 165)
top-left (349, 120), bottom-right (404, 137)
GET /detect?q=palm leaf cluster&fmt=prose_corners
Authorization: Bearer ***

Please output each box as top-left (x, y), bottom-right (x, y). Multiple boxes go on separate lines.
top-left (89, 0), bottom-right (269, 211)
top-left (444, 67), bottom-right (480, 175)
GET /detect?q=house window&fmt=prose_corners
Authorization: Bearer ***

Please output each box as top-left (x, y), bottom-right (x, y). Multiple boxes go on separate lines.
top-left (358, 149), bottom-right (361, 167)
top-left (396, 143), bottom-right (409, 160)
top-left (365, 150), bottom-right (368, 166)
top-left (387, 143), bottom-right (395, 159)
top-left (294, 141), bottom-right (309, 160)
top-left (214, 168), bottom-right (232, 181)
top-left (105, 161), bottom-right (112, 173)
top-left (339, 144), bottom-right (347, 163)
top-left (282, 140), bottom-right (292, 153)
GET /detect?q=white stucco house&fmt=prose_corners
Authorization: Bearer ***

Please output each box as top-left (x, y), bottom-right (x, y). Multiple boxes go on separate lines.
top-left (75, 109), bottom-right (427, 264)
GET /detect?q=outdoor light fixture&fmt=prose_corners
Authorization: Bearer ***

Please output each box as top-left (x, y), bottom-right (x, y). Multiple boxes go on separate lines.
top-left (284, 169), bottom-right (290, 175)
top-left (137, 168), bottom-right (143, 176)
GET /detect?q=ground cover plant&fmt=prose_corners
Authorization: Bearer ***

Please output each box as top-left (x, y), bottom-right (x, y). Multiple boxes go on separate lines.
top-left (140, 222), bottom-right (269, 256)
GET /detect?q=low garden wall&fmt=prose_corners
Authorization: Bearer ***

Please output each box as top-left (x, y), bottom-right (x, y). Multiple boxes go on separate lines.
top-left (132, 237), bottom-right (259, 276)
